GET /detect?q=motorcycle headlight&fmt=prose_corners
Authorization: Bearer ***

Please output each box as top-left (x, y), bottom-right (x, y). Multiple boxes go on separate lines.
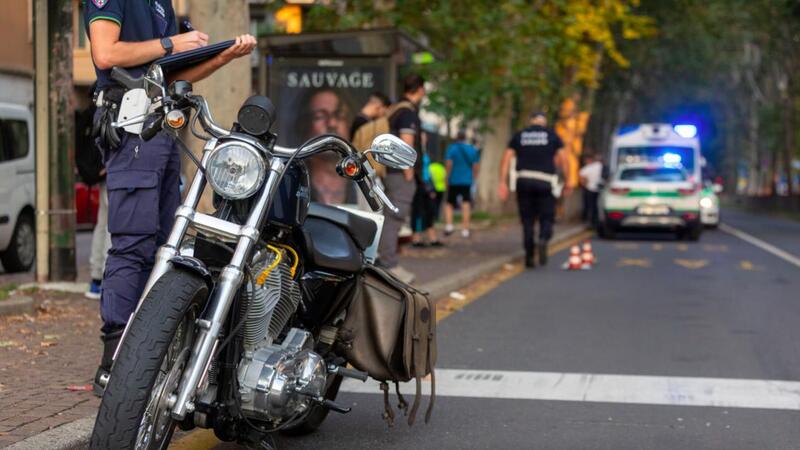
top-left (206, 142), bottom-right (266, 200)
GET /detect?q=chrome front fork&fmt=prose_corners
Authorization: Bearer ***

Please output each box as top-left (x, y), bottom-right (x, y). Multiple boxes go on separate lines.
top-left (170, 156), bottom-right (286, 420)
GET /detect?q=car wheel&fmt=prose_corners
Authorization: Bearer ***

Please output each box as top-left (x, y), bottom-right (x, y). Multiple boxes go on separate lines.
top-left (1, 212), bottom-right (35, 273)
top-left (600, 223), bottom-right (616, 239)
top-left (686, 225), bottom-right (702, 241)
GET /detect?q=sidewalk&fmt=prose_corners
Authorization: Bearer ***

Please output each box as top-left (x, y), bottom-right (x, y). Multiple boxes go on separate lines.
top-left (0, 220), bottom-right (586, 448)
top-left (0, 292), bottom-right (101, 448)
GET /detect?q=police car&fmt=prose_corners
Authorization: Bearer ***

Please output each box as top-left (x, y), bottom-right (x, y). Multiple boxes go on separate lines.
top-left (598, 163), bottom-right (703, 240)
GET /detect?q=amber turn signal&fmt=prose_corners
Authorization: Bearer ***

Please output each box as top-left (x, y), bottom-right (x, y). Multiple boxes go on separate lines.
top-left (343, 160), bottom-right (360, 177)
top-left (165, 110), bottom-right (187, 129)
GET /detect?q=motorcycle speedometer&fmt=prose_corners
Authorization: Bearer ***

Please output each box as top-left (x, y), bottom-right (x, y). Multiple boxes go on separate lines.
top-left (206, 141), bottom-right (266, 200)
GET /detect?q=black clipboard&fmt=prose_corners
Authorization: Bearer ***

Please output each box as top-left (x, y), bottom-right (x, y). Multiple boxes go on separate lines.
top-left (153, 39), bottom-right (236, 74)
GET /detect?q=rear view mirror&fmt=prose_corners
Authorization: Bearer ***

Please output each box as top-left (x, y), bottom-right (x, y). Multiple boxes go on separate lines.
top-left (144, 64), bottom-right (166, 99)
top-left (367, 134), bottom-right (417, 170)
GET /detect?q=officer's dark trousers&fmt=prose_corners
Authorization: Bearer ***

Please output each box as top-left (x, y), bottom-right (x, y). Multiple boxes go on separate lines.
top-left (100, 132), bottom-right (180, 333)
top-left (516, 179), bottom-right (555, 258)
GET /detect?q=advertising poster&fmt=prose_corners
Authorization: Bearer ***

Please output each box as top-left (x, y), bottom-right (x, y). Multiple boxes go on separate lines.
top-left (268, 58), bottom-right (390, 204)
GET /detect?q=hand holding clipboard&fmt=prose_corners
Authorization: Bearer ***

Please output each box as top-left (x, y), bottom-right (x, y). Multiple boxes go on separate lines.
top-left (155, 34), bottom-right (256, 74)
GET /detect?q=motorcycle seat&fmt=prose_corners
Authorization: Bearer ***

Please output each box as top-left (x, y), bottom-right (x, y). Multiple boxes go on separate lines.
top-left (306, 203), bottom-right (377, 250)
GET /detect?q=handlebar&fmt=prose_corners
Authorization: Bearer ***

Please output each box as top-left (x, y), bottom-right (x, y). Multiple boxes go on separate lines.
top-left (272, 135), bottom-right (399, 214)
top-left (119, 85), bottom-right (397, 213)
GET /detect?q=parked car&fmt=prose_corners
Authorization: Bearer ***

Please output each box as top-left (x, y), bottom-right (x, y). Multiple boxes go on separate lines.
top-left (598, 163), bottom-right (703, 240)
top-left (699, 181), bottom-right (721, 228)
top-left (0, 103), bottom-right (35, 272)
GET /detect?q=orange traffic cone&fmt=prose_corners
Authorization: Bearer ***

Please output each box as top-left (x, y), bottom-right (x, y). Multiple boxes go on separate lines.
top-left (581, 241), bottom-right (595, 269)
top-left (563, 245), bottom-right (583, 270)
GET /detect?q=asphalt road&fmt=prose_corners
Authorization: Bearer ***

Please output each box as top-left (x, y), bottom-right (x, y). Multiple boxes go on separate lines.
top-left (194, 209), bottom-right (800, 450)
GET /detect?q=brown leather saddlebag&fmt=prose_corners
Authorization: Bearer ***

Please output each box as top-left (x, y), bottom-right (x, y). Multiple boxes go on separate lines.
top-left (337, 265), bottom-right (436, 426)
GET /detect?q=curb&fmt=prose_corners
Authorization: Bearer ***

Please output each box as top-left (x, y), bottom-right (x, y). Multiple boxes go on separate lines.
top-left (8, 223), bottom-right (591, 449)
top-left (419, 223), bottom-right (588, 300)
top-left (0, 295), bottom-right (34, 317)
top-left (5, 417), bottom-right (94, 450)
top-left (16, 281), bottom-right (89, 294)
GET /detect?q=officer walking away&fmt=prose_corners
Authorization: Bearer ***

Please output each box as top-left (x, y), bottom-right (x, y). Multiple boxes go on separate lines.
top-left (498, 112), bottom-right (571, 268)
top-left (85, 0), bottom-right (256, 394)
top-left (377, 73), bottom-right (426, 283)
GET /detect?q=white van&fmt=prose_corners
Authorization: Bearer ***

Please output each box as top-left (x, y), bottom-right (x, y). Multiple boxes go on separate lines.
top-left (0, 103), bottom-right (35, 272)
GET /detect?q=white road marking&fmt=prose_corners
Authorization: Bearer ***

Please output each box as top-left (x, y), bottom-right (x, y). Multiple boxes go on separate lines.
top-left (341, 369), bottom-right (800, 411)
top-left (719, 223), bottom-right (800, 269)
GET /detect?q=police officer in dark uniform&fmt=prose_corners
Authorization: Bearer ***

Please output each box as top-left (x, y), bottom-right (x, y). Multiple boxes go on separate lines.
top-left (499, 112), bottom-right (571, 268)
top-left (84, 0), bottom-right (256, 393)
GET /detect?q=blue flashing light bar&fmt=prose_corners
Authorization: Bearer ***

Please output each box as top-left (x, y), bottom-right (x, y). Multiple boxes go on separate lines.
top-left (673, 124), bottom-right (698, 139)
top-left (662, 152), bottom-right (682, 164)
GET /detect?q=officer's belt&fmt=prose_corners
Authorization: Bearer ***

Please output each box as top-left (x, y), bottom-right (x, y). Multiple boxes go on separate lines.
top-left (92, 86), bottom-right (127, 152)
top-left (516, 170), bottom-right (563, 198)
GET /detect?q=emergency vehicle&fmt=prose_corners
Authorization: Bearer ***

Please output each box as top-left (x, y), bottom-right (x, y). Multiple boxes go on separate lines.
top-left (599, 124), bottom-right (704, 240)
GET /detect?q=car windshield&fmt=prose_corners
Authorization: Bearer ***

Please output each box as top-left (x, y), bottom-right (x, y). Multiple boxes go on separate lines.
top-left (619, 167), bottom-right (686, 182)
top-left (617, 146), bottom-right (695, 171)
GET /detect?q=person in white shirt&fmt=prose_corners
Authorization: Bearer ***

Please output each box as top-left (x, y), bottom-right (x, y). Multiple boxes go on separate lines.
top-left (579, 153), bottom-right (603, 226)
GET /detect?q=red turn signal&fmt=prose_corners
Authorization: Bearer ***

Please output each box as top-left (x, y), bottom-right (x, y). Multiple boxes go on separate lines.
top-left (607, 211), bottom-right (626, 220)
top-left (609, 187), bottom-right (630, 195)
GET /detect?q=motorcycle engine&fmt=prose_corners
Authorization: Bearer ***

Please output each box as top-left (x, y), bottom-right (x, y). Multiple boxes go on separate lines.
top-left (236, 247), bottom-right (328, 422)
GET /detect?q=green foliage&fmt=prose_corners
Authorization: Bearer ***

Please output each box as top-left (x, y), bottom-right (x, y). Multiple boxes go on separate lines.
top-left (304, 0), bottom-right (652, 126)
top-left (587, 0), bottom-right (800, 193)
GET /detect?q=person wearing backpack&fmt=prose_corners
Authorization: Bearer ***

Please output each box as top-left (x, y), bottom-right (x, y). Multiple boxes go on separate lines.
top-left (375, 74), bottom-right (426, 284)
top-left (350, 92), bottom-right (391, 139)
top-left (444, 130), bottom-right (480, 238)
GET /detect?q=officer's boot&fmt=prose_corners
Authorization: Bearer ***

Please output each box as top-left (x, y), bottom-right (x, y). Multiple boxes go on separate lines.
top-left (537, 242), bottom-right (549, 266)
top-left (93, 328), bottom-right (123, 397)
top-left (525, 243), bottom-right (536, 268)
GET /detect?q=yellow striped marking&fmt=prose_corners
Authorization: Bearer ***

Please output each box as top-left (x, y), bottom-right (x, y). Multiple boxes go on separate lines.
top-left (739, 260), bottom-right (762, 271)
top-left (674, 258), bottom-right (709, 270)
top-left (169, 429), bottom-right (219, 450)
top-left (617, 258), bottom-right (651, 268)
top-left (169, 229), bottom-right (594, 449)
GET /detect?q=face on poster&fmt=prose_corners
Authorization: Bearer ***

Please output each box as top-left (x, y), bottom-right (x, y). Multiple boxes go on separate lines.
top-left (268, 59), bottom-right (389, 204)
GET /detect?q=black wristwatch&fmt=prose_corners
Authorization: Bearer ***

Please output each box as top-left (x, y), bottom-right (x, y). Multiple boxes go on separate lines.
top-left (160, 37), bottom-right (173, 56)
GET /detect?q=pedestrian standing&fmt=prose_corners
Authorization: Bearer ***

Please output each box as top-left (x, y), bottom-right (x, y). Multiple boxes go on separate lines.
top-left (499, 112), bottom-right (571, 268)
top-left (75, 89), bottom-right (111, 300)
top-left (85, 0), bottom-right (256, 394)
top-left (377, 73), bottom-right (426, 283)
top-left (350, 92), bottom-right (391, 138)
top-left (428, 160), bottom-right (447, 222)
top-left (444, 130), bottom-right (480, 238)
top-left (411, 149), bottom-right (443, 247)
top-left (579, 152), bottom-right (603, 227)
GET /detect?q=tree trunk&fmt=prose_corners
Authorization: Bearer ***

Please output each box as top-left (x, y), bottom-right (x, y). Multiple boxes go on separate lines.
top-left (36, 0), bottom-right (76, 281)
top-left (476, 96), bottom-right (512, 214)
top-left (184, 0), bottom-right (252, 212)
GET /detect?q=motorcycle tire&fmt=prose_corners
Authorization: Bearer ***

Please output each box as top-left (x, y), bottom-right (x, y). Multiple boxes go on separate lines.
top-left (90, 270), bottom-right (208, 450)
top-left (280, 374), bottom-right (343, 436)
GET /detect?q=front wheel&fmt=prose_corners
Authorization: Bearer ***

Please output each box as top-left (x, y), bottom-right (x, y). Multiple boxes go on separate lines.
top-left (90, 270), bottom-right (208, 450)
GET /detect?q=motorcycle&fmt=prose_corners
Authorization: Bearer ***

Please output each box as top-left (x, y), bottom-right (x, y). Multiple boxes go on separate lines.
top-left (90, 63), bottom-right (417, 449)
